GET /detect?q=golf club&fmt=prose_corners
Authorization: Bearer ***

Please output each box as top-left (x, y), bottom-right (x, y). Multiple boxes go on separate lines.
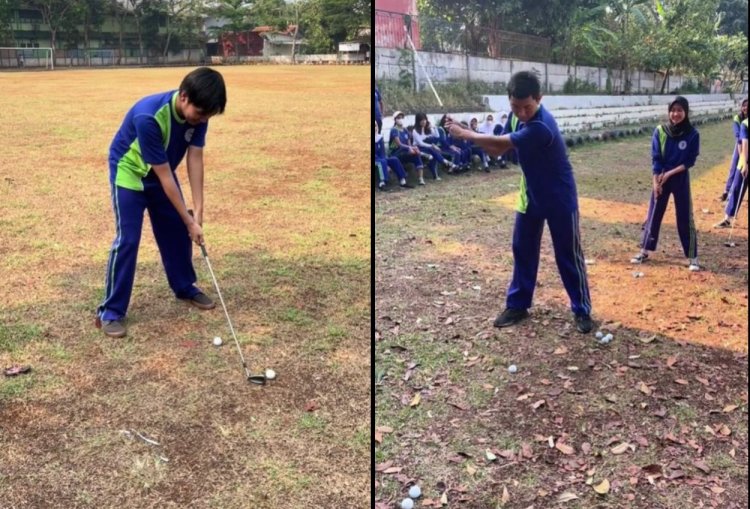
top-left (725, 175), bottom-right (747, 248)
top-left (190, 211), bottom-right (268, 385)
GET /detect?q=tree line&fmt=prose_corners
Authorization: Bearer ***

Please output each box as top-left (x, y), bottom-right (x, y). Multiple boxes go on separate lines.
top-left (0, 0), bottom-right (370, 56)
top-left (416, 0), bottom-right (748, 93)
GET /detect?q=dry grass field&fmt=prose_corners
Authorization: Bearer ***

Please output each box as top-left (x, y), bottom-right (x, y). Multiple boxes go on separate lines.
top-left (0, 65), bottom-right (370, 508)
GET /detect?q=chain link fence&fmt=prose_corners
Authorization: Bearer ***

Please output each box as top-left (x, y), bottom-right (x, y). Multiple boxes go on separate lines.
top-left (375, 10), bottom-right (550, 62)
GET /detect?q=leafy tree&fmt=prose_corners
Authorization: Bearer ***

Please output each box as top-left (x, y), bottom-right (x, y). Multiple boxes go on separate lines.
top-left (717, 0), bottom-right (747, 36)
top-left (0, 0), bottom-right (21, 44)
top-left (26, 0), bottom-right (78, 50)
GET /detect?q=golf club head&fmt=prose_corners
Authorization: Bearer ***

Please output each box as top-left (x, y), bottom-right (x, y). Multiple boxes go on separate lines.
top-left (247, 374), bottom-right (267, 385)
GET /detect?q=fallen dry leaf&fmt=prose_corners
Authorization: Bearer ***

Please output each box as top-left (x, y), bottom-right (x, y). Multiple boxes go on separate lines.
top-left (410, 393), bottom-right (421, 407)
top-left (304, 400), bottom-right (319, 412)
top-left (611, 442), bottom-right (632, 455)
top-left (556, 442), bottom-right (575, 455)
top-left (637, 381), bottom-right (652, 396)
top-left (501, 485), bottom-right (510, 505)
top-left (557, 492), bottom-right (578, 502)
top-left (593, 479), bottom-right (610, 495)
top-left (723, 404), bottom-right (738, 413)
top-left (531, 399), bottom-right (546, 410)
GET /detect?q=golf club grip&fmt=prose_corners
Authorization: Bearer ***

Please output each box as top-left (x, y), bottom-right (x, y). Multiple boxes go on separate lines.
top-left (187, 209), bottom-right (209, 257)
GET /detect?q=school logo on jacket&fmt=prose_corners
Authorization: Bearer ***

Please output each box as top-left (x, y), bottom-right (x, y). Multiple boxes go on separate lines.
top-left (678, 140), bottom-right (688, 150)
top-left (185, 128), bottom-right (195, 142)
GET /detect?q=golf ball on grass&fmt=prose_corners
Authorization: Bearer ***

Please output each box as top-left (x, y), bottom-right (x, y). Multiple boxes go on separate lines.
top-left (212, 336), bottom-right (223, 346)
top-left (400, 498), bottom-right (414, 509)
top-left (264, 368), bottom-right (277, 380)
top-left (595, 331), bottom-right (604, 339)
top-left (508, 364), bottom-right (518, 374)
top-left (408, 485), bottom-right (422, 499)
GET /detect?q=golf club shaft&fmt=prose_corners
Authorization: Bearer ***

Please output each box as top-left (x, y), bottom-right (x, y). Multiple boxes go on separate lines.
top-left (199, 246), bottom-right (249, 375)
top-left (642, 176), bottom-right (663, 251)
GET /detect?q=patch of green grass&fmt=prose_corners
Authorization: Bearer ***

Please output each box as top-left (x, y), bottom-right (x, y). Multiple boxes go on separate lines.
top-left (278, 307), bottom-right (313, 326)
top-left (0, 375), bottom-right (36, 401)
top-left (0, 322), bottom-right (44, 352)
top-left (297, 413), bottom-right (327, 433)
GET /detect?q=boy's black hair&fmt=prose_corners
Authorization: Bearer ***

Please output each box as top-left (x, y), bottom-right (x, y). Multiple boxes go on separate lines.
top-left (180, 67), bottom-right (227, 115)
top-left (507, 71), bottom-right (541, 100)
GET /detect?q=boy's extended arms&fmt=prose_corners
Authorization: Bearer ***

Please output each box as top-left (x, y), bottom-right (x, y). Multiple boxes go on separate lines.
top-left (186, 146), bottom-right (205, 225)
top-left (151, 162), bottom-right (203, 245)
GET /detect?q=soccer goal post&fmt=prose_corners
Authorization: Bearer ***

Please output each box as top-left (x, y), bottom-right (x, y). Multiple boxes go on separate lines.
top-left (0, 47), bottom-right (54, 69)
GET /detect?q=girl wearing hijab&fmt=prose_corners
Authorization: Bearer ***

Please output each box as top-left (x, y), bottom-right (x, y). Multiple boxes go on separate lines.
top-left (631, 96), bottom-right (701, 271)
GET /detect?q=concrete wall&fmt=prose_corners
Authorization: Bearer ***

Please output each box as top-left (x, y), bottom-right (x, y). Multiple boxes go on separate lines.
top-left (376, 47), bottom-right (696, 94)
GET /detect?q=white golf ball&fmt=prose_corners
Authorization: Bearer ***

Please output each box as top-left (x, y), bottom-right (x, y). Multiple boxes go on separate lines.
top-left (212, 336), bottom-right (222, 346)
top-left (508, 364), bottom-right (518, 374)
top-left (604, 333), bottom-right (614, 341)
top-left (408, 485), bottom-right (422, 499)
top-left (264, 368), bottom-right (276, 380)
top-left (595, 331), bottom-right (604, 339)
top-left (400, 498), bottom-right (414, 509)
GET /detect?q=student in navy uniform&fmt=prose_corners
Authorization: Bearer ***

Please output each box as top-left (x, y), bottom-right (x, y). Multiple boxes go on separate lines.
top-left (412, 113), bottom-right (459, 174)
top-left (446, 71), bottom-right (593, 333)
top-left (718, 99), bottom-right (747, 203)
top-left (389, 111), bottom-right (428, 185)
top-left (718, 115), bottom-right (749, 226)
top-left (631, 96), bottom-right (700, 271)
top-left (469, 117), bottom-right (490, 172)
top-left (96, 67), bottom-right (227, 338)
top-left (715, 99), bottom-right (748, 227)
top-left (437, 114), bottom-right (471, 171)
top-left (375, 84), bottom-right (384, 133)
top-left (375, 120), bottom-right (411, 190)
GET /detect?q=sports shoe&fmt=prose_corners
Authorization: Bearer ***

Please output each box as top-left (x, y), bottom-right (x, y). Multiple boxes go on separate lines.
top-left (400, 183), bottom-right (414, 189)
top-left (574, 314), bottom-right (593, 333)
top-left (181, 292), bottom-right (216, 310)
top-left (688, 259), bottom-right (700, 271)
top-left (493, 308), bottom-right (530, 328)
top-left (630, 252), bottom-right (649, 264)
top-left (101, 319), bottom-right (126, 338)
top-left (435, 176), bottom-right (442, 181)
top-left (418, 178), bottom-right (426, 186)
top-left (720, 192), bottom-right (728, 202)
top-left (713, 218), bottom-right (731, 228)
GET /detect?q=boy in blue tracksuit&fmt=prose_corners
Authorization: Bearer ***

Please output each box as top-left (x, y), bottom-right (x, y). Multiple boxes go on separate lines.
top-left (446, 71), bottom-right (593, 333)
top-left (719, 99), bottom-right (747, 203)
top-left (631, 96), bottom-right (700, 271)
top-left (720, 117), bottom-right (749, 225)
top-left (96, 67), bottom-right (227, 338)
top-left (375, 120), bottom-right (410, 190)
top-left (715, 99), bottom-right (748, 227)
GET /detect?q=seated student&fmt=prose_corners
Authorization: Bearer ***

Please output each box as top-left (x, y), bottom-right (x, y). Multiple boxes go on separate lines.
top-left (492, 113), bottom-right (510, 168)
top-left (389, 111), bottom-right (428, 186)
top-left (412, 112), bottom-right (458, 174)
top-left (407, 124), bottom-right (440, 181)
top-left (469, 118), bottom-right (490, 172)
top-left (437, 114), bottom-right (471, 171)
top-left (375, 120), bottom-right (411, 190)
top-left (478, 114), bottom-right (503, 168)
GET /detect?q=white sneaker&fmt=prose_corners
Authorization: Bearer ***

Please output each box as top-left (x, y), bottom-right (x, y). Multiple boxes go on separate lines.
top-left (435, 176), bottom-right (442, 181)
top-left (419, 178), bottom-right (426, 186)
top-left (688, 258), bottom-right (700, 271)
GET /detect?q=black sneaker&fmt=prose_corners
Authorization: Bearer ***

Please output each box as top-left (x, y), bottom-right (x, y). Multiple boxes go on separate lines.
top-left (181, 292), bottom-right (216, 310)
top-left (574, 314), bottom-right (593, 334)
top-left (400, 183), bottom-right (414, 189)
top-left (720, 192), bottom-right (728, 202)
top-left (493, 308), bottom-right (530, 328)
top-left (713, 219), bottom-right (731, 228)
